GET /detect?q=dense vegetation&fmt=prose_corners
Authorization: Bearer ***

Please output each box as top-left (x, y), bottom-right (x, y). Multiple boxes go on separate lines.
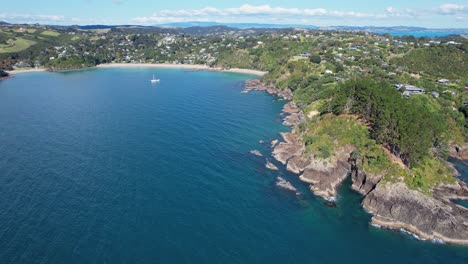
top-left (300, 113), bottom-right (454, 193)
top-left (391, 46), bottom-right (468, 81)
top-left (328, 79), bottom-right (448, 167)
top-left (47, 56), bottom-right (99, 71)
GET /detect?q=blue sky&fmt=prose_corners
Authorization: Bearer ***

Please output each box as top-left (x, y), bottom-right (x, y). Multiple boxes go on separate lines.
top-left (1, 1), bottom-right (467, 28)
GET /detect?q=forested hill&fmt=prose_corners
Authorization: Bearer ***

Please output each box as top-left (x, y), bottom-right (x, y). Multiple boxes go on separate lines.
top-left (391, 45), bottom-right (468, 80)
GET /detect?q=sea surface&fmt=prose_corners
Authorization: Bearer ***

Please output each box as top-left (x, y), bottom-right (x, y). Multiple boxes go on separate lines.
top-left (0, 68), bottom-right (467, 263)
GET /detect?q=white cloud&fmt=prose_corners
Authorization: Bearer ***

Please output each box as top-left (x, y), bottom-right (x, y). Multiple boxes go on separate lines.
top-left (0, 14), bottom-right (65, 23)
top-left (438, 4), bottom-right (465, 15)
top-left (132, 4), bottom-right (409, 24)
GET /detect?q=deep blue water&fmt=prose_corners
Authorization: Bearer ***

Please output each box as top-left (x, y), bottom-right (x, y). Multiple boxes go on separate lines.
top-left (0, 68), bottom-right (467, 263)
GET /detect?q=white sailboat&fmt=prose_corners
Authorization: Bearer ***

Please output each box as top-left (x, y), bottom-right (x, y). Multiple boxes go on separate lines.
top-left (150, 73), bottom-right (160, 83)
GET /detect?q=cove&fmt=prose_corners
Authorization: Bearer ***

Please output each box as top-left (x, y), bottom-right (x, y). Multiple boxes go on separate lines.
top-left (0, 68), bottom-right (467, 263)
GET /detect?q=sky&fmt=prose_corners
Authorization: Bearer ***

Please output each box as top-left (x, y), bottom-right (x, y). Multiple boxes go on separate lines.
top-left (1, 1), bottom-right (467, 28)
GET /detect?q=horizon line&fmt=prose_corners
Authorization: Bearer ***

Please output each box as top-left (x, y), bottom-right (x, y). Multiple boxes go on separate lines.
top-left (1, 21), bottom-right (468, 31)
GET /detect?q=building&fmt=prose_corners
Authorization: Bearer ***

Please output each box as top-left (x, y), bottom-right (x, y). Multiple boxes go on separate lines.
top-left (438, 79), bottom-right (451, 85)
top-left (395, 84), bottom-right (425, 97)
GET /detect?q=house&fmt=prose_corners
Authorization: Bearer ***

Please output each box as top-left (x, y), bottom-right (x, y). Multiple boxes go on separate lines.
top-left (299, 52), bottom-right (311, 58)
top-left (431, 91), bottom-right (440, 98)
top-left (395, 84), bottom-right (425, 97)
top-left (438, 79), bottom-right (451, 85)
top-left (325, 70), bottom-right (334, 75)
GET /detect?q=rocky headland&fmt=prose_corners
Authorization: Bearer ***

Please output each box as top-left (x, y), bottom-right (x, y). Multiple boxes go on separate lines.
top-left (0, 69), bottom-right (10, 80)
top-left (244, 79), bottom-right (468, 245)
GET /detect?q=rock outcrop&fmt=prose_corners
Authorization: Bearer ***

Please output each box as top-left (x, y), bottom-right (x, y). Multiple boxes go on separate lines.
top-left (242, 79), bottom-right (293, 100)
top-left (276, 177), bottom-right (299, 194)
top-left (272, 131), bottom-right (352, 199)
top-left (247, 77), bottom-right (468, 245)
top-left (349, 164), bottom-right (383, 196)
top-left (450, 144), bottom-right (468, 161)
top-left (363, 182), bottom-right (468, 244)
top-left (250, 150), bottom-right (263, 157)
top-left (265, 160), bottom-right (279, 171)
top-left (300, 151), bottom-right (351, 199)
top-left (0, 69), bottom-right (10, 80)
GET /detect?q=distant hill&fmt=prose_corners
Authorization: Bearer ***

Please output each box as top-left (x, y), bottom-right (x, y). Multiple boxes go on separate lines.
top-left (159, 21), bottom-right (319, 29)
top-left (103, 25), bottom-right (282, 35)
top-left (75, 25), bottom-right (116, 30)
top-left (0, 21), bottom-right (10, 25)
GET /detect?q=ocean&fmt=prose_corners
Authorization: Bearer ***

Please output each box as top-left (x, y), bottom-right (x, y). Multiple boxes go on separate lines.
top-left (0, 68), bottom-right (467, 263)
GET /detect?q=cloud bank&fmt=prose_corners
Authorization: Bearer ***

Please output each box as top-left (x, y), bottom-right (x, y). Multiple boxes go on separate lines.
top-left (0, 13), bottom-right (65, 23)
top-left (132, 4), bottom-right (400, 24)
top-left (128, 3), bottom-right (467, 27)
top-left (0, 3), bottom-right (466, 27)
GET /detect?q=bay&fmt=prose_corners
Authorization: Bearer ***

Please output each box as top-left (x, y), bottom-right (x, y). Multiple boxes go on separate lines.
top-left (0, 68), bottom-right (467, 263)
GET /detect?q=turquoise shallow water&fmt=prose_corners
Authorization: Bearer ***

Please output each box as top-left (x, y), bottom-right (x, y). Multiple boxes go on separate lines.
top-left (0, 68), bottom-right (467, 263)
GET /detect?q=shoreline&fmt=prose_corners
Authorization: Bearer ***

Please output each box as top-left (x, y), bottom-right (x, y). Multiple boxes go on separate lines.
top-left (96, 63), bottom-right (267, 76)
top-left (5, 64), bottom-right (267, 76)
top-left (6, 68), bottom-right (46, 75)
top-left (370, 215), bottom-right (468, 245)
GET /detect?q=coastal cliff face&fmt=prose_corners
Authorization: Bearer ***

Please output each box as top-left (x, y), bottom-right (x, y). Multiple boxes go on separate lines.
top-left (363, 182), bottom-right (468, 244)
top-left (272, 131), bottom-right (352, 199)
top-left (245, 79), bottom-right (468, 245)
top-left (450, 144), bottom-right (468, 161)
top-left (350, 167), bottom-right (383, 196)
top-left (273, 129), bottom-right (468, 244)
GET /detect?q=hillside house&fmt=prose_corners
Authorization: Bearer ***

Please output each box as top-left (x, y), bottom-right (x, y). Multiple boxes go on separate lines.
top-left (438, 79), bottom-right (451, 85)
top-left (395, 84), bottom-right (425, 97)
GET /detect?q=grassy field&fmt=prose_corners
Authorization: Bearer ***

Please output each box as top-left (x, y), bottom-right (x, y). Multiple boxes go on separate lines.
top-left (290, 56), bottom-right (308, 62)
top-left (40, 30), bottom-right (60, 37)
top-left (91, 29), bottom-right (111, 34)
top-left (13, 28), bottom-right (36, 33)
top-left (0, 38), bottom-right (37, 53)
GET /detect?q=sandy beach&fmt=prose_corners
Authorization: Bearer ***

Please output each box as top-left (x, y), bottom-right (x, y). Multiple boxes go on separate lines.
top-left (97, 63), bottom-right (267, 76)
top-left (6, 68), bottom-right (46, 75)
top-left (4, 64), bottom-right (267, 76)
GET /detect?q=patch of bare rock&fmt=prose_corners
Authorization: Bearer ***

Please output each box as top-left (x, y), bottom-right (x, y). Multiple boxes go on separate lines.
top-left (249, 150), bottom-right (263, 157)
top-left (265, 160), bottom-right (279, 171)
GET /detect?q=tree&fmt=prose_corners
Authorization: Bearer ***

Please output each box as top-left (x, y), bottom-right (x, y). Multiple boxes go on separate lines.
top-left (329, 79), bottom-right (449, 167)
top-left (309, 55), bottom-right (321, 64)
